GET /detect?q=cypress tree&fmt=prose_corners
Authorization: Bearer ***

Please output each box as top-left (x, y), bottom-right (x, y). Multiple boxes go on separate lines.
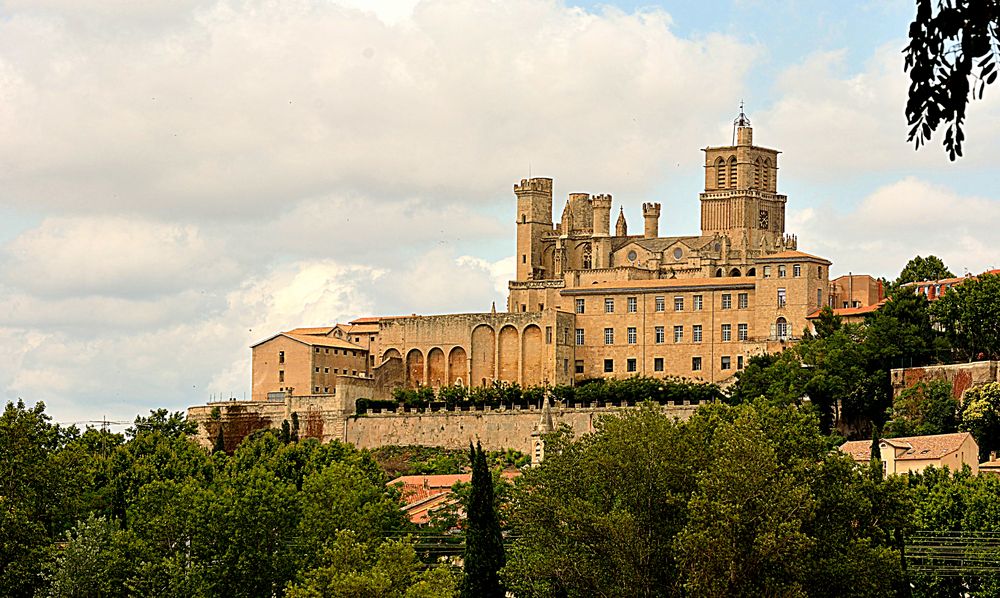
top-left (461, 441), bottom-right (506, 598)
top-left (280, 420), bottom-right (291, 444)
top-left (212, 424), bottom-right (226, 454)
top-left (870, 426), bottom-right (883, 479)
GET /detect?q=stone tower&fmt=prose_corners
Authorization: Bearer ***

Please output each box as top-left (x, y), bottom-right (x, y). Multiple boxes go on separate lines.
top-left (699, 110), bottom-right (786, 249)
top-left (642, 202), bottom-right (661, 238)
top-left (515, 177), bottom-right (553, 281)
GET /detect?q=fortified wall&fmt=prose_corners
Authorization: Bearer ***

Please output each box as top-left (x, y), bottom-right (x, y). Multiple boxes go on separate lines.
top-left (188, 383), bottom-right (702, 454)
top-left (891, 361), bottom-right (1000, 402)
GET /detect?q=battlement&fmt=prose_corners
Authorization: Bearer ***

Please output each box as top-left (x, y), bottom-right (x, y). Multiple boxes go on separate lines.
top-left (642, 202), bottom-right (661, 215)
top-left (591, 194), bottom-right (612, 208)
top-left (514, 177), bottom-right (553, 194)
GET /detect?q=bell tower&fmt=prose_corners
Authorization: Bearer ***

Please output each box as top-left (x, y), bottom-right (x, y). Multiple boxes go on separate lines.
top-left (700, 107), bottom-right (786, 249)
top-left (514, 177), bottom-right (553, 281)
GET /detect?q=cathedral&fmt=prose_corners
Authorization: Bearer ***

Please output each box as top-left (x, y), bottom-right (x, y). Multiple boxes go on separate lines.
top-left (249, 113), bottom-right (836, 400)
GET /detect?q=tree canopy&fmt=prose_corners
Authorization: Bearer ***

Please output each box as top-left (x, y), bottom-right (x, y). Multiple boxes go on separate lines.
top-left (894, 255), bottom-right (954, 288)
top-left (905, 0), bottom-right (1000, 159)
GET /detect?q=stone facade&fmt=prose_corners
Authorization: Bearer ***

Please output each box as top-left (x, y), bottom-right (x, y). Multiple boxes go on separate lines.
top-left (891, 361), bottom-right (1000, 402)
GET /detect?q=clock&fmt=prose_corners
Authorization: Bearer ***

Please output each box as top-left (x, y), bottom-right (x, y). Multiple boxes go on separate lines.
top-left (759, 209), bottom-right (769, 229)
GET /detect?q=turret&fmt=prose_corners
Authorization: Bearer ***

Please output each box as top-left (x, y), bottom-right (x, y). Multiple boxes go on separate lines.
top-left (514, 177), bottom-right (553, 281)
top-left (615, 207), bottom-right (627, 236)
top-left (642, 202), bottom-right (661, 238)
top-left (590, 194), bottom-right (612, 237)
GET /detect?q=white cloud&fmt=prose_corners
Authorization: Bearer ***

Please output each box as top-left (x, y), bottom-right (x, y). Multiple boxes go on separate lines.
top-left (0, 0), bottom-right (756, 217)
top-left (790, 177), bottom-right (1000, 279)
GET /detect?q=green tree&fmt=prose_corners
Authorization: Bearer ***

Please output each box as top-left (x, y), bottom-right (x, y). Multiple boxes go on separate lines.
top-left (905, 0), bottom-right (1000, 159)
top-left (461, 441), bottom-right (505, 598)
top-left (894, 255), bottom-right (955, 288)
top-left (959, 382), bottom-right (1000, 461)
top-left (43, 515), bottom-right (136, 598)
top-left (885, 380), bottom-right (959, 437)
top-left (932, 272), bottom-right (1000, 361)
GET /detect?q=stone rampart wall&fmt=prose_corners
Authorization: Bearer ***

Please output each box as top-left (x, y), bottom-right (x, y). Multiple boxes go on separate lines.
top-left (891, 361), bottom-right (1000, 402)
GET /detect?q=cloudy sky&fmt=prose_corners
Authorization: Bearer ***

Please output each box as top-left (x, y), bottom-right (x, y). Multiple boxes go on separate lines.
top-left (1, 0), bottom-right (997, 425)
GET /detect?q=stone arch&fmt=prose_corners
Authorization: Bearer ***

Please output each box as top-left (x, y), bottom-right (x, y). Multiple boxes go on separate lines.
top-left (715, 268), bottom-right (724, 277)
top-left (448, 346), bottom-right (467, 386)
top-left (381, 348), bottom-right (401, 363)
top-left (746, 267), bottom-right (756, 277)
top-left (729, 267), bottom-right (741, 277)
top-left (776, 316), bottom-right (788, 339)
top-left (405, 349), bottom-right (424, 388)
top-left (470, 325), bottom-right (495, 387)
top-left (427, 347), bottom-right (445, 387)
top-left (498, 325), bottom-right (519, 383)
top-left (715, 157), bottom-right (726, 188)
top-left (521, 324), bottom-right (543, 387)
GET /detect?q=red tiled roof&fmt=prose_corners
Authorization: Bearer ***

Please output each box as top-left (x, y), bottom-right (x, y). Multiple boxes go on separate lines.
top-left (285, 326), bottom-right (335, 335)
top-left (840, 432), bottom-right (974, 462)
top-left (755, 250), bottom-right (832, 264)
top-left (251, 332), bottom-right (367, 350)
top-left (806, 300), bottom-right (886, 319)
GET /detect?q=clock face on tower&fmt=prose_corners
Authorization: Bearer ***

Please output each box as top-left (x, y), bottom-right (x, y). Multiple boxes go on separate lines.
top-left (759, 209), bottom-right (769, 230)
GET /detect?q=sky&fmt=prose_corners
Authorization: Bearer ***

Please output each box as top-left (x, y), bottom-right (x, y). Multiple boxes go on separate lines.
top-left (1, 0), bottom-right (998, 425)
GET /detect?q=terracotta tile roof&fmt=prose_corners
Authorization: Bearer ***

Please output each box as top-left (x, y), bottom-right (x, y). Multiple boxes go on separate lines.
top-left (755, 250), bottom-right (832, 264)
top-left (840, 432), bottom-right (974, 462)
top-left (902, 269), bottom-right (1000, 288)
top-left (285, 326), bottom-right (335, 335)
top-left (806, 300), bottom-right (886, 319)
top-left (251, 332), bottom-right (367, 350)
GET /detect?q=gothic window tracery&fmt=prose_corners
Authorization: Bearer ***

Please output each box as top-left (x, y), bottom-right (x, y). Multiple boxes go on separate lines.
top-left (582, 244), bottom-right (592, 270)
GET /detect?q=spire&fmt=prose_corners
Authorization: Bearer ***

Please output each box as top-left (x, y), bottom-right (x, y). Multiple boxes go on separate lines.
top-left (733, 100), bottom-right (753, 146)
top-left (615, 207), bottom-right (627, 236)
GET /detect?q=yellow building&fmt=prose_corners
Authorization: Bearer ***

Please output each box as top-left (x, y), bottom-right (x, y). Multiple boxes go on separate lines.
top-left (839, 432), bottom-right (980, 475)
top-left (250, 112), bottom-right (838, 398)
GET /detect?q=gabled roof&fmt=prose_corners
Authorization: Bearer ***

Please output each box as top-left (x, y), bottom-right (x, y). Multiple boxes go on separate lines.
top-left (285, 326), bottom-right (335, 336)
top-left (840, 432), bottom-right (975, 462)
top-left (251, 332), bottom-right (367, 351)
top-left (806, 300), bottom-right (886, 319)
top-left (755, 250), bottom-right (831, 265)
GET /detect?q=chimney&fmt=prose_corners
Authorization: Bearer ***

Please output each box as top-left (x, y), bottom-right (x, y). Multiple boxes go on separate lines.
top-left (642, 202), bottom-right (661, 238)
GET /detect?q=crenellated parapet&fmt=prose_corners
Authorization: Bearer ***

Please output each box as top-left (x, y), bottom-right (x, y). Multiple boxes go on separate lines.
top-left (514, 177), bottom-right (553, 195)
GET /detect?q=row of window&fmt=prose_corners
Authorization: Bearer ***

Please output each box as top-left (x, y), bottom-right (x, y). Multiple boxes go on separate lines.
top-left (576, 293), bottom-right (751, 314)
top-left (592, 355), bottom-right (745, 373)
top-left (577, 323), bottom-right (750, 345)
top-left (313, 366), bottom-right (359, 375)
top-left (313, 347), bottom-right (361, 357)
top-left (762, 264), bottom-right (804, 278)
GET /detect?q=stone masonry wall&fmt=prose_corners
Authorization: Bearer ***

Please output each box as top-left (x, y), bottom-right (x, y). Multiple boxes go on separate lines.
top-left (891, 361), bottom-right (1000, 402)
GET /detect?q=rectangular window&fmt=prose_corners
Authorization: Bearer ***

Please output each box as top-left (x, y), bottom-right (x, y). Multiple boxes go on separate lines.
top-left (352, 370), bottom-right (358, 376)
top-left (692, 357), bottom-right (702, 371)
top-left (778, 265), bottom-right (787, 278)
top-left (546, 326), bottom-right (553, 344)
top-left (721, 356), bottom-right (731, 370)
top-left (655, 296), bottom-right (665, 312)
top-left (627, 297), bottom-right (637, 313)
top-left (539, 303), bottom-right (545, 311)
top-left (793, 264), bottom-right (802, 277)
top-left (315, 347), bottom-right (320, 353)
top-left (279, 370), bottom-right (285, 382)
top-left (777, 288), bottom-right (787, 307)
top-left (278, 351), bottom-right (285, 364)
top-left (817, 289), bottom-right (822, 307)
top-left (737, 355), bottom-right (745, 370)
top-left (605, 298), bottom-right (615, 313)
top-left (721, 294), bottom-right (732, 309)
top-left (604, 359), bottom-right (614, 373)
top-left (521, 304), bottom-right (526, 312)
top-left (674, 296), bottom-right (684, 311)
top-left (563, 359), bottom-right (569, 374)
top-left (315, 366), bottom-right (320, 373)
top-left (654, 357), bottom-right (664, 372)
top-left (655, 326), bottom-right (665, 344)
top-left (693, 295), bottom-right (703, 311)
top-left (763, 266), bottom-right (772, 278)
top-left (722, 324), bottom-right (732, 341)
top-left (674, 325), bottom-right (684, 343)
top-left (627, 327), bottom-right (637, 345)
top-left (575, 360), bottom-right (584, 374)
top-left (604, 328), bottom-right (614, 345)
top-left (576, 328), bottom-right (585, 345)
top-left (325, 348), bottom-right (330, 354)
top-left (575, 298), bottom-right (585, 314)
top-left (314, 386), bottom-right (320, 393)
top-left (627, 358), bottom-right (637, 373)
top-left (738, 293), bottom-right (748, 309)
top-left (324, 367), bottom-right (330, 373)
top-left (324, 387), bottom-right (329, 393)
top-left (738, 323), bottom-right (748, 341)
top-left (693, 324), bottom-right (702, 343)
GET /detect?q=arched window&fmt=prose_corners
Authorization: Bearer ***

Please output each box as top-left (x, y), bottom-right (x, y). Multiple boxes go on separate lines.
top-left (582, 245), bottom-right (592, 270)
top-left (728, 156), bottom-right (737, 188)
top-left (763, 158), bottom-right (771, 190)
top-left (754, 157), bottom-right (761, 188)
top-left (716, 157), bottom-right (726, 188)
top-left (776, 317), bottom-right (788, 340)
top-left (730, 268), bottom-right (741, 277)
top-left (715, 268), bottom-right (724, 277)
top-left (746, 267), bottom-right (756, 277)
top-left (521, 213), bottom-right (526, 223)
